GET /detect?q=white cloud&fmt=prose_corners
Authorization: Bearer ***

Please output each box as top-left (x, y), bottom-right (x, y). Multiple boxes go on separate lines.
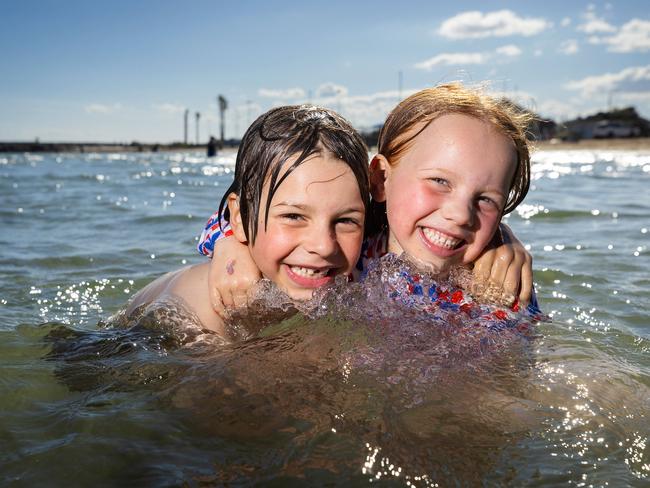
top-left (415, 52), bottom-right (487, 70)
top-left (153, 103), bottom-right (185, 114)
top-left (309, 89), bottom-right (421, 130)
top-left (558, 39), bottom-right (579, 55)
top-left (615, 91), bottom-right (650, 102)
top-left (316, 82), bottom-right (348, 98)
top-left (496, 44), bottom-right (522, 57)
top-left (534, 48), bottom-right (543, 57)
top-left (535, 98), bottom-right (581, 121)
top-left (577, 10), bottom-right (616, 34)
top-left (414, 45), bottom-right (520, 71)
top-left (561, 17), bottom-right (571, 27)
top-left (592, 19), bottom-right (650, 53)
top-left (438, 10), bottom-right (551, 39)
top-left (84, 103), bottom-right (123, 114)
top-left (257, 87), bottom-right (306, 99)
top-left (565, 65), bottom-right (650, 97)
top-left (241, 87), bottom-right (405, 131)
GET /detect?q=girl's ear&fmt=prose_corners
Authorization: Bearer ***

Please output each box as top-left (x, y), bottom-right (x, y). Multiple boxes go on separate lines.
top-left (370, 155), bottom-right (389, 202)
top-left (226, 193), bottom-right (248, 244)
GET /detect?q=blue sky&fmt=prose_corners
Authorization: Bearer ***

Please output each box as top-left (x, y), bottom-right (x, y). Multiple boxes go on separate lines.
top-left (1, 0), bottom-right (649, 142)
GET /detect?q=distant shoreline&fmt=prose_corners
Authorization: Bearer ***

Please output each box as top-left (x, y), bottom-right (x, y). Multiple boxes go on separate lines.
top-left (0, 142), bottom-right (233, 154)
top-left (3, 137), bottom-right (650, 154)
top-left (534, 137), bottom-right (650, 151)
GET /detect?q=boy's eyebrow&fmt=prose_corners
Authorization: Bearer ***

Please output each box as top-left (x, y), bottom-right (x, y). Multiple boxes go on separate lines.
top-left (273, 201), bottom-right (365, 213)
top-left (272, 201), bottom-right (308, 209)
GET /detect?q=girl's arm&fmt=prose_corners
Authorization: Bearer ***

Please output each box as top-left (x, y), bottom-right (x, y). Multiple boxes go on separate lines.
top-left (471, 223), bottom-right (533, 307)
top-left (207, 236), bottom-right (261, 317)
top-left (199, 213), bottom-right (534, 309)
top-left (198, 210), bottom-right (262, 318)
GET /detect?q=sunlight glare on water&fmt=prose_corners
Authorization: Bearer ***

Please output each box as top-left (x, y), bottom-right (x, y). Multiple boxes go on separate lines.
top-left (0, 147), bottom-right (648, 485)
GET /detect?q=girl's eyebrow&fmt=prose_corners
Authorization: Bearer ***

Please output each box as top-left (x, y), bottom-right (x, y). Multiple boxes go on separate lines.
top-left (418, 167), bottom-right (508, 197)
top-left (417, 165), bottom-right (451, 173)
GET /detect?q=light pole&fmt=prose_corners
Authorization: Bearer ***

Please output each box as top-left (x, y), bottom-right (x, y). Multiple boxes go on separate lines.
top-left (218, 95), bottom-right (228, 144)
top-left (183, 109), bottom-right (189, 144)
top-left (195, 112), bottom-right (200, 145)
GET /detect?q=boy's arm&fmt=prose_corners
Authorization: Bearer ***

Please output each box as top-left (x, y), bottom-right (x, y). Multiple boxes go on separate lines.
top-left (471, 223), bottom-right (533, 307)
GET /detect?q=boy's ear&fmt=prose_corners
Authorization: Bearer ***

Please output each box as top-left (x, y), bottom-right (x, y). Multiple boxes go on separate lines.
top-left (370, 155), bottom-right (389, 203)
top-left (226, 193), bottom-right (248, 244)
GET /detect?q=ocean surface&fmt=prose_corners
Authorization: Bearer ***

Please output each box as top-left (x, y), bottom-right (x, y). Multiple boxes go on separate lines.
top-left (1, 147), bottom-right (648, 486)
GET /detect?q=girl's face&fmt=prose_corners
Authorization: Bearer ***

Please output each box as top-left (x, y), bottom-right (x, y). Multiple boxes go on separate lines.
top-left (246, 152), bottom-right (365, 300)
top-left (376, 113), bottom-right (517, 272)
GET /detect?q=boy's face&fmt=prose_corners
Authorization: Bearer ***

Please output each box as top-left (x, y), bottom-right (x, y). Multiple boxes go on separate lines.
top-left (249, 152), bottom-right (365, 300)
top-left (375, 113), bottom-right (516, 272)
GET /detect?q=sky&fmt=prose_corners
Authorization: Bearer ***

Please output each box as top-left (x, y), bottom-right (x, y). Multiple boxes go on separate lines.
top-left (1, 0), bottom-right (649, 143)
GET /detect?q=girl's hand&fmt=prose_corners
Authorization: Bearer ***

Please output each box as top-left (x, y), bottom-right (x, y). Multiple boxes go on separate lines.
top-left (207, 236), bottom-right (262, 319)
top-left (471, 224), bottom-right (533, 307)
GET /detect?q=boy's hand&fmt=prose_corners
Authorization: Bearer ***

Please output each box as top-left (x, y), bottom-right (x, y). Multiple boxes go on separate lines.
top-left (208, 236), bottom-right (262, 319)
top-left (472, 224), bottom-right (533, 307)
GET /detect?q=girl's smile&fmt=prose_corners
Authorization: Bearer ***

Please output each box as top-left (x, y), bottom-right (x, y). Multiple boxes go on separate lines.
top-left (374, 113), bottom-right (517, 272)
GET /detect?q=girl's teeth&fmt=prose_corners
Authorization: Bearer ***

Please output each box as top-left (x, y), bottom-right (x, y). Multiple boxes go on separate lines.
top-left (290, 266), bottom-right (328, 278)
top-left (422, 228), bottom-right (462, 249)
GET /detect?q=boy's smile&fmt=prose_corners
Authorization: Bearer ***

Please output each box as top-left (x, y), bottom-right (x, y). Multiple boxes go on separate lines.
top-left (375, 113), bottom-right (517, 272)
top-left (241, 152), bottom-right (365, 300)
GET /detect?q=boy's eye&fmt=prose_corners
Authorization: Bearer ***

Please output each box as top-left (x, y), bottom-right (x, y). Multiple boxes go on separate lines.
top-left (336, 217), bottom-right (360, 226)
top-left (281, 213), bottom-right (304, 221)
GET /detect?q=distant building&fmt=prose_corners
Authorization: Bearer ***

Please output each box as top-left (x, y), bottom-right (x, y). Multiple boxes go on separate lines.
top-left (560, 107), bottom-right (649, 140)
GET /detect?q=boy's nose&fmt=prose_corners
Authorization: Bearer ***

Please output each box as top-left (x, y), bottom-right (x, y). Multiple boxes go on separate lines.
top-left (442, 196), bottom-right (474, 227)
top-left (304, 224), bottom-right (339, 257)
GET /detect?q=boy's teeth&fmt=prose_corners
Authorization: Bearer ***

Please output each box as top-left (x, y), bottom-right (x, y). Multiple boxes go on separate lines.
top-left (290, 266), bottom-right (329, 278)
top-left (422, 228), bottom-right (462, 249)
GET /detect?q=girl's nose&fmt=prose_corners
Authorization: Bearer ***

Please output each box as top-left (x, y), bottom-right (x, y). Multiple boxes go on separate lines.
top-left (442, 196), bottom-right (474, 227)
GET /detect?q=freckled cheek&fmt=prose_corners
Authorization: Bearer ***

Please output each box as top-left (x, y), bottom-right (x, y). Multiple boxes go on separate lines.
top-left (253, 226), bottom-right (299, 261)
top-left (387, 182), bottom-right (443, 230)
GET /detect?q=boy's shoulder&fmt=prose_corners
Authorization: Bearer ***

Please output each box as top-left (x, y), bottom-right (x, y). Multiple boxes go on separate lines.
top-left (127, 263), bottom-right (226, 335)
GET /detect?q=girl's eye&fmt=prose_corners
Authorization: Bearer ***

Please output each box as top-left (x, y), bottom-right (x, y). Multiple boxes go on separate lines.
top-left (477, 196), bottom-right (499, 209)
top-left (429, 177), bottom-right (449, 186)
top-left (281, 213), bottom-right (304, 221)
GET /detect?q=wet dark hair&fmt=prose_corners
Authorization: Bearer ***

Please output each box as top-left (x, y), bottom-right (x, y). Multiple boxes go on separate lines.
top-left (218, 105), bottom-right (370, 243)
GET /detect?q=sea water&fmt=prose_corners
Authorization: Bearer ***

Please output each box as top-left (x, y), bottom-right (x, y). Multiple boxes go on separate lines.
top-left (0, 148), bottom-right (648, 486)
